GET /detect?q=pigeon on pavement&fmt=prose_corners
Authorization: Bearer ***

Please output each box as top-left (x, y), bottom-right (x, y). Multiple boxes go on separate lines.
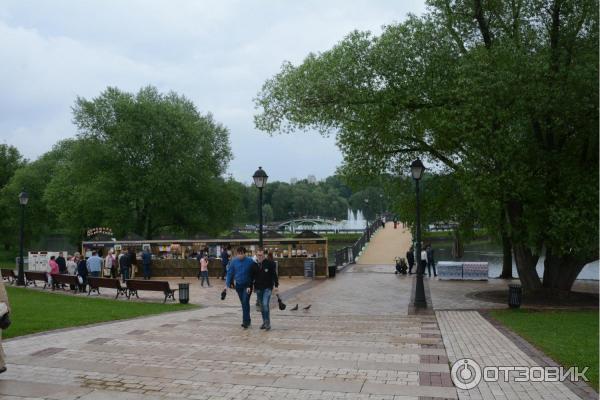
top-left (303, 304), bottom-right (312, 310)
top-left (290, 304), bottom-right (299, 311)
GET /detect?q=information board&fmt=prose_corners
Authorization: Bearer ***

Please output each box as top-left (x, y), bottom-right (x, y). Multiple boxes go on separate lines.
top-left (303, 260), bottom-right (315, 279)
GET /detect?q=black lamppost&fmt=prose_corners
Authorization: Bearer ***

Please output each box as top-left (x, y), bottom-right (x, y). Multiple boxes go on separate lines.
top-left (16, 189), bottom-right (29, 286)
top-left (411, 159), bottom-right (426, 308)
top-left (364, 198), bottom-right (370, 228)
top-left (288, 211), bottom-right (296, 234)
top-left (253, 167), bottom-right (268, 247)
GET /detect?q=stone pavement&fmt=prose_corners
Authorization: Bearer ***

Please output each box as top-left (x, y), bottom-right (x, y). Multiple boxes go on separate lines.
top-left (0, 227), bottom-right (596, 399)
top-left (437, 311), bottom-right (587, 400)
top-left (0, 257), bottom-right (458, 400)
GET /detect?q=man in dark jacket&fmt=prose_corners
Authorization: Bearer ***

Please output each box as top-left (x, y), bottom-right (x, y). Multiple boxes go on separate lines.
top-left (252, 248), bottom-right (279, 330)
top-left (120, 249), bottom-right (131, 283)
top-left (76, 256), bottom-right (88, 293)
top-left (142, 248), bottom-right (152, 280)
top-left (56, 252), bottom-right (67, 274)
top-left (221, 246), bottom-right (230, 280)
top-left (406, 247), bottom-right (415, 274)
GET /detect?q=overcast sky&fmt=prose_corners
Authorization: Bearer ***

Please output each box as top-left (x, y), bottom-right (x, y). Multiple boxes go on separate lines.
top-left (0, 0), bottom-right (425, 183)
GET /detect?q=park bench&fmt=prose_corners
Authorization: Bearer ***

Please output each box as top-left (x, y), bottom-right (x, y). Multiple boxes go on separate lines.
top-left (126, 280), bottom-right (178, 303)
top-left (51, 274), bottom-right (79, 292)
top-left (24, 271), bottom-right (49, 289)
top-left (88, 277), bottom-right (128, 299)
top-left (1, 269), bottom-right (16, 284)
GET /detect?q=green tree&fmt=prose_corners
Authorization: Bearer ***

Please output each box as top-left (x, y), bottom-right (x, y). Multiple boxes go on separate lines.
top-left (46, 86), bottom-right (233, 239)
top-left (0, 144), bottom-right (26, 249)
top-left (0, 143), bottom-right (69, 249)
top-left (255, 0), bottom-right (598, 292)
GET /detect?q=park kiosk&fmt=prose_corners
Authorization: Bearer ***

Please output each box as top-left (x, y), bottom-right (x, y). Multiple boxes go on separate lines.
top-left (81, 235), bottom-right (330, 278)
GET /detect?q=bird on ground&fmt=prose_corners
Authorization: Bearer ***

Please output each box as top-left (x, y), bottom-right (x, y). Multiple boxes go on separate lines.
top-left (303, 304), bottom-right (311, 310)
top-left (290, 304), bottom-right (299, 311)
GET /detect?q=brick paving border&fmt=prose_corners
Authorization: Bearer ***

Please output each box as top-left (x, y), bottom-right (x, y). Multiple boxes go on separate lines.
top-left (481, 311), bottom-right (598, 400)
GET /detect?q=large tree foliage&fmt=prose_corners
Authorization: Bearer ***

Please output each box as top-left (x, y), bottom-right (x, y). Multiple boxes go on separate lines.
top-left (0, 144), bottom-right (67, 249)
top-left (45, 86), bottom-right (234, 239)
top-left (0, 144), bottom-right (26, 249)
top-left (255, 0), bottom-right (598, 292)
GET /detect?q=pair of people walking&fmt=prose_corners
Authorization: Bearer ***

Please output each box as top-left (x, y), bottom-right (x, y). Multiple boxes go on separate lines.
top-left (225, 247), bottom-right (278, 330)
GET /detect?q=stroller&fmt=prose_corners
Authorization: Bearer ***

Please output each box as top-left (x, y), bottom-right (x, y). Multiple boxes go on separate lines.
top-left (394, 257), bottom-right (408, 275)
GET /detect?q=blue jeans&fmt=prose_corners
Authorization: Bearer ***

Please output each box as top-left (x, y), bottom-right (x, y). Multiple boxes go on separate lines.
top-left (90, 271), bottom-right (100, 277)
top-left (143, 264), bottom-right (151, 280)
top-left (121, 267), bottom-right (129, 282)
top-left (256, 288), bottom-right (272, 325)
top-left (235, 285), bottom-right (251, 325)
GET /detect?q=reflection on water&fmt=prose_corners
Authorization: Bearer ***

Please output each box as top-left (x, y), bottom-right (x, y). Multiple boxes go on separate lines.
top-left (434, 241), bottom-right (599, 281)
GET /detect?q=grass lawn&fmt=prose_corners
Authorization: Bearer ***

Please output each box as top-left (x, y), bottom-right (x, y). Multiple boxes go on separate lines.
top-left (491, 309), bottom-right (599, 391)
top-left (3, 286), bottom-right (197, 339)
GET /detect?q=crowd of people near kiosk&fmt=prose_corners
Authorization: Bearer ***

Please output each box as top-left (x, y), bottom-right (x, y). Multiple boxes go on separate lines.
top-left (45, 248), bottom-right (154, 292)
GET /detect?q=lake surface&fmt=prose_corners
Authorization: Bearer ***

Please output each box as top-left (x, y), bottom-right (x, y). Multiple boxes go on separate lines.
top-left (434, 241), bottom-right (599, 281)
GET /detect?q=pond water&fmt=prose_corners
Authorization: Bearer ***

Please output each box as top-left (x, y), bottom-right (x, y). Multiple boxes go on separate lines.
top-left (434, 241), bottom-right (599, 281)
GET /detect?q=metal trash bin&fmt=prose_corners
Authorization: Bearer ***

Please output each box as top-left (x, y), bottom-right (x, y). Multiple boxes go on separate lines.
top-left (178, 283), bottom-right (190, 304)
top-left (508, 284), bottom-right (522, 308)
top-left (328, 265), bottom-right (337, 278)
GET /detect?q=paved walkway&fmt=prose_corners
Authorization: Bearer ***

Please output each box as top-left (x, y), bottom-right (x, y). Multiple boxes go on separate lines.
top-left (0, 226), bottom-right (595, 399)
top-left (357, 222), bottom-right (412, 265)
top-left (437, 311), bottom-right (586, 400)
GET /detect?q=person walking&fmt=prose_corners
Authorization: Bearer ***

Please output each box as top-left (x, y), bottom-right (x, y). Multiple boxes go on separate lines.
top-left (426, 244), bottom-right (437, 277)
top-left (86, 251), bottom-right (103, 278)
top-left (128, 248), bottom-right (137, 279)
top-left (76, 255), bottom-right (88, 292)
top-left (47, 256), bottom-right (60, 290)
top-left (66, 256), bottom-right (78, 291)
top-left (420, 246), bottom-right (428, 276)
top-left (103, 250), bottom-right (114, 278)
top-left (200, 255), bottom-right (210, 287)
top-left (56, 252), bottom-right (67, 274)
top-left (225, 247), bottom-right (257, 329)
top-left (119, 249), bottom-right (131, 283)
top-left (0, 278), bottom-right (11, 374)
top-left (252, 248), bottom-right (279, 330)
top-left (406, 247), bottom-right (415, 274)
top-left (142, 248), bottom-right (152, 280)
top-left (220, 246), bottom-right (230, 280)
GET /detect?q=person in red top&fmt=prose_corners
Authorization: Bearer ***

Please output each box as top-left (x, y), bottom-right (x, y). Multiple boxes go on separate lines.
top-left (199, 255), bottom-right (210, 287)
top-left (47, 256), bottom-right (60, 290)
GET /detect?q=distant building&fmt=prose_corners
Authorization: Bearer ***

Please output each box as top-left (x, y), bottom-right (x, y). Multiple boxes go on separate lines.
top-left (307, 175), bottom-right (317, 184)
top-left (290, 177), bottom-right (298, 185)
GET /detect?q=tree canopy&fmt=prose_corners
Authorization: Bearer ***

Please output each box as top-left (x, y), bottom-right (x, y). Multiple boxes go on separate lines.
top-left (255, 0), bottom-right (599, 292)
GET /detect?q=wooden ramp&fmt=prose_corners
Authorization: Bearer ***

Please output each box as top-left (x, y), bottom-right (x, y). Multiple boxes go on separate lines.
top-left (356, 222), bottom-right (413, 265)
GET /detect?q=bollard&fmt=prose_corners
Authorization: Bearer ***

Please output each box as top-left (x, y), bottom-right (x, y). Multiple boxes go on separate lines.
top-left (508, 284), bottom-right (522, 308)
top-left (178, 283), bottom-right (190, 304)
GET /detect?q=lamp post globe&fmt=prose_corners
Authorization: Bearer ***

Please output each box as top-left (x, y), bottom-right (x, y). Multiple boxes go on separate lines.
top-left (411, 159), bottom-right (427, 308)
top-left (252, 167), bottom-right (268, 247)
top-left (17, 189), bottom-right (29, 286)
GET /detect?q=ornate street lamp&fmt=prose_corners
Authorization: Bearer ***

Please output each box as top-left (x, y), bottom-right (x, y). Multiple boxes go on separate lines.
top-left (253, 167), bottom-right (268, 247)
top-left (16, 189), bottom-right (29, 286)
top-left (411, 159), bottom-right (426, 308)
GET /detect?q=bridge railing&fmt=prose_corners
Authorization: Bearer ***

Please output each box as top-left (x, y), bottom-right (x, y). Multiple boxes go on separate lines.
top-left (334, 218), bottom-right (384, 267)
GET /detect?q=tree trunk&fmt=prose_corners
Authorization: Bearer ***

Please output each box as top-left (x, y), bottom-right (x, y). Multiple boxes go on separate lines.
top-left (499, 232), bottom-right (514, 278)
top-left (543, 248), bottom-right (588, 292)
top-left (506, 200), bottom-right (542, 291)
top-left (498, 207), bottom-right (514, 279)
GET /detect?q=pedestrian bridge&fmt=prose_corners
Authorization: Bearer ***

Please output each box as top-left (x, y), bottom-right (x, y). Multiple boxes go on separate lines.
top-left (356, 222), bottom-right (413, 265)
